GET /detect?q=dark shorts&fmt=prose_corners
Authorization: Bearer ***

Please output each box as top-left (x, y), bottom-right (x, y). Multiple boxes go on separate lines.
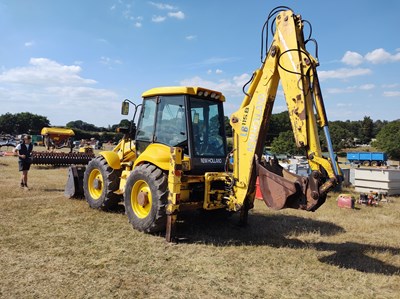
top-left (18, 160), bottom-right (31, 171)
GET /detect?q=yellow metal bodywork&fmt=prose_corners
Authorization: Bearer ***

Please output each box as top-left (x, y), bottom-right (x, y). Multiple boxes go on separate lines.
top-left (228, 9), bottom-right (340, 211)
top-left (165, 147), bottom-right (182, 241)
top-left (99, 151), bottom-right (121, 170)
top-left (203, 172), bottom-right (228, 210)
top-left (142, 86), bottom-right (225, 102)
top-left (41, 127), bottom-right (75, 136)
top-left (133, 143), bottom-right (171, 171)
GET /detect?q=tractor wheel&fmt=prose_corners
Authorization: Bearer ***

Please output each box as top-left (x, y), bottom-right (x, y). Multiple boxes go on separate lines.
top-left (83, 156), bottom-right (122, 210)
top-left (371, 161), bottom-right (378, 167)
top-left (124, 164), bottom-right (168, 233)
top-left (362, 160), bottom-right (370, 167)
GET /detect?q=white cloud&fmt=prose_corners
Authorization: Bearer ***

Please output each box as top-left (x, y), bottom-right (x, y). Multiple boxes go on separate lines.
top-left (135, 22), bottom-right (142, 28)
top-left (122, 4), bottom-right (134, 21)
top-left (382, 83), bottom-right (399, 88)
top-left (383, 91), bottom-right (400, 97)
top-left (24, 41), bottom-right (35, 47)
top-left (0, 58), bottom-right (96, 86)
top-left (327, 88), bottom-right (354, 94)
top-left (148, 2), bottom-right (177, 10)
top-left (318, 68), bottom-right (372, 80)
top-left (152, 15), bottom-right (166, 22)
top-left (96, 38), bottom-right (108, 44)
top-left (100, 56), bottom-right (122, 67)
top-left (206, 69), bottom-right (223, 75)
top-left (327, 84), bottom-right (375, 94)
top-left (359, 84), bottom-right (375, 90)
top-left (168, 11), bottom-right (185, 19)
top-left (341, 51), bottom-right (363, 66)
top-left (0, 58), bottom-right (121, 126)
top-left (179, 73), bottom-right (253, 116)
top-left (365, 48), bottom-right (394, 64)
top-left (341, 48), bottom-right (400, 66)
top-left (185, 35), bottom-right (196, 41)
top-left (180, 73), bottom-right (251, 98)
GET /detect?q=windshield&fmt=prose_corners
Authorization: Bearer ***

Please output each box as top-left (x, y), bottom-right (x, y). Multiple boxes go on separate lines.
top-left (190, 97), bottom-right (225, 157)
top-left (136, 97), bottom-right (156, 142)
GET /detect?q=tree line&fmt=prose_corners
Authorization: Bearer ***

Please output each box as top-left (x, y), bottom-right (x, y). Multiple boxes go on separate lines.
top-left (268, 112), bottom-right (400, 159)
top-left (0, 112), bottom-right (128, 143)
top-left (1, 112), bottom-right (399, 159)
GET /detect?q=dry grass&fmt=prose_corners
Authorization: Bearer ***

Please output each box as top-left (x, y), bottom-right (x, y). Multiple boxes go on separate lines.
top-left (1, 155), bottom-right (399, 298)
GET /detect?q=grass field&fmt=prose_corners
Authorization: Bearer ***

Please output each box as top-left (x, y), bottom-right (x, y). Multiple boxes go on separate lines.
top-left (1, 154), bottom-right (399, 298)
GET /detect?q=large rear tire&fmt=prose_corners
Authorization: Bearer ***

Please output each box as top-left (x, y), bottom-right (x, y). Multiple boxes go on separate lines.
top-left (83, 156), bottom-right (122, 210)
top-left (124, 164), bottom-right (168, 233)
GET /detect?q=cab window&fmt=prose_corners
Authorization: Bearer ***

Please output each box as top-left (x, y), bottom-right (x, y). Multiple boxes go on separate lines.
top-left (190, 97), bottom-right (225, 157)
top-left (154, 96), bottom-right (187, 147)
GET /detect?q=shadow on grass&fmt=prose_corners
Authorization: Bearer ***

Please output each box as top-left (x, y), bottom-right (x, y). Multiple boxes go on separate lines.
top-left (173, 211), bottom-right (400, 275)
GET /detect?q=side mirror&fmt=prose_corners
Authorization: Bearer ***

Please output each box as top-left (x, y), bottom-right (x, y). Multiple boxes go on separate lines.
top-left (121, 101), bottom-right (129, 115)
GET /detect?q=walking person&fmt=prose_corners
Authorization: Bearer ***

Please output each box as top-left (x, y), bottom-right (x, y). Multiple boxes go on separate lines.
top-left (13, 135), bottom-right (33, 189)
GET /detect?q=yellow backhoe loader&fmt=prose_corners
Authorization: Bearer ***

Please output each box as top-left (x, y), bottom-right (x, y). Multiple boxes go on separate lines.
top-left (66, 6), bottom-right (342, 241)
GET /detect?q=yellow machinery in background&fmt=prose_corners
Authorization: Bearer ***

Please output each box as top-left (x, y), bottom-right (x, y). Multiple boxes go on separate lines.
top-left (32, 127), bottom-right (95, 166)
top-left (68, 6), bottom-right (342, 241)
top-left (41, 127), bottom-right (75, 150)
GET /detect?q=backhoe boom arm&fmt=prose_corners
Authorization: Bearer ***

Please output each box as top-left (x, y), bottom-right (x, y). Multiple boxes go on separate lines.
top-left (228, 8), bottom-right (341, 212)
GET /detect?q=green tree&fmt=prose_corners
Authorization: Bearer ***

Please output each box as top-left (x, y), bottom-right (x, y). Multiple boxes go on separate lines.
top-left (360, 116), bottom-right (374, 144)
top-left (270, 131), bottom-right (303, 156)
top-left (266, 111), bottom-right (291, 145)
top-left (66, 120), bottom-right (100, 132)
top-left (323, 122), bottom-right (354, 151)
top-left (110, 119), bottom-right (132, 132)
top-left (0, 112), bottom-right (50, 134)
top-left (0, 113), bottom-right (15, 134)
top-left (374, 120), bottom-right (400, 159)
top-left (372, 119), bottom-right (388, 137)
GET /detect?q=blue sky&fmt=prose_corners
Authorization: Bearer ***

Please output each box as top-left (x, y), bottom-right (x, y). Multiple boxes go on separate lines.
top-left (0, 0), bottom-right (399, 127)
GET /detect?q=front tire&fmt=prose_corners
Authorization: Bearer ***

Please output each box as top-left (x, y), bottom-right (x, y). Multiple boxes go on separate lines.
top-left (124, 164), bottom-right (168, 233)
top-left (83, 156), bottom-right (122, 210)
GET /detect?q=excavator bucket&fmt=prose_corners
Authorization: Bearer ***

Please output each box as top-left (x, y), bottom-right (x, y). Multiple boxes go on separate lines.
top-left (64, 165), bottom-right (85, 198)
top-left (256, 158), bottom-right (326, 211)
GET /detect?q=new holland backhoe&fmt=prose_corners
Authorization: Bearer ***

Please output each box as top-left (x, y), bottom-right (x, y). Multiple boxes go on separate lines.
top-left (66, 6), bottom-right (342, 241)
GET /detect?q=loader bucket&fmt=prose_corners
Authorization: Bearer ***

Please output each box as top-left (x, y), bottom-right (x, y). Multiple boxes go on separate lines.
top-left (256, 158), bottom-right (326, 211)
top-left (64, 165), bottom-right (85, 198)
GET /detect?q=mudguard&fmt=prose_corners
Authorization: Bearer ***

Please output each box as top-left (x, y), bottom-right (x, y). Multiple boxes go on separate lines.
top-left (133, 143), bottom-right (170, 171)
top-left (99, 151), bottom-right (121, 170)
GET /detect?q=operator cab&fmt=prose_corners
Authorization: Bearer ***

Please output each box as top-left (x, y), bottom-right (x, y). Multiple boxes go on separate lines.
top-left (135, 87), bottom-right (227, 173)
